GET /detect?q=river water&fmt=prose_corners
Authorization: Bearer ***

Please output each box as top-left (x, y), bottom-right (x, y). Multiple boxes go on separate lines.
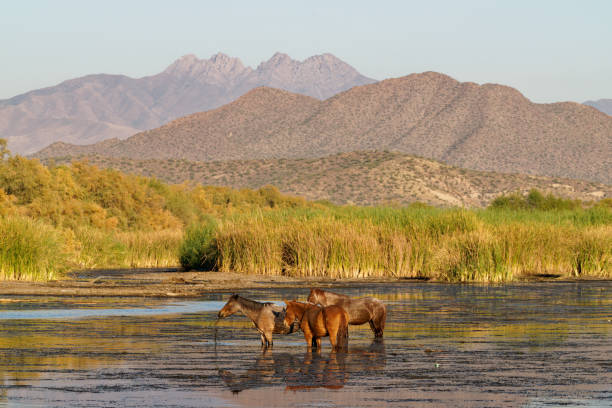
top-left (0, 282), bottom-right (610, 407)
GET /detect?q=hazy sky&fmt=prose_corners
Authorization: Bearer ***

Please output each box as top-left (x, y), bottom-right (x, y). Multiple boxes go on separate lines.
top-left (1, 0), bottom-right (611, 102)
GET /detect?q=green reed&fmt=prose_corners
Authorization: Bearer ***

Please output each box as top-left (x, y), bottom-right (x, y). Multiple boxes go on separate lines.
top-left (181, 205), bottom-right (612, 281)
top-left (0, 216), bottom-right (68, 281)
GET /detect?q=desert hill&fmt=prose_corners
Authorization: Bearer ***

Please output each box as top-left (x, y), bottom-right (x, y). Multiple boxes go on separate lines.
top-left (37, 72), bottom-right (612, 184)
top-left (44, 151), bottom-right (611, 208)
top-left (1, 52), bottom-right (374, 154)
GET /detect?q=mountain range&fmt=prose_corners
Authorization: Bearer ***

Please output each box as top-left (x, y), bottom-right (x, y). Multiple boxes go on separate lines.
top-left (584, 99), bottom-right (612, 116)
top-left (0, 52), bottom-right (374, 154)
top-left (37, 72), bottom-right (612, 184)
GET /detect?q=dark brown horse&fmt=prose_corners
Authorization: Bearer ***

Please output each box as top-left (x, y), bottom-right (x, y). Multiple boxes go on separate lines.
top-left (307, 288), bottom-right (386, 337)
top-left (283, 301), bottom-right (348, 351)
top-left (218, 294), bottom-right (294, 347)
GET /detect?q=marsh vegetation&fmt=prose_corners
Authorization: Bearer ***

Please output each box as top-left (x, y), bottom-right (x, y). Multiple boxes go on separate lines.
top-left (1, 140), bottom-right (610, 282)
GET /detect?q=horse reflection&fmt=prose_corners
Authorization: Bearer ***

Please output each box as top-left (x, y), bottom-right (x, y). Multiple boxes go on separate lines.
top-left (218, 349), bottom-right (281, 394)
top-left (284, 351), bottom-right (348, 390)
top-left (218, 339), bottom-right (385, 393)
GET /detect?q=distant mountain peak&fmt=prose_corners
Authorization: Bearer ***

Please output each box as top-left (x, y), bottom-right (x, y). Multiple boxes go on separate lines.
top-left (163, 52), bottom-right (250, 80)
top-left (584, 99), bottom-right (612, 116)
top-left (269, 52), bottom-right (292, 63)
top-left (2, 51), bottom-right (376, 154)
top-left (179, 53), bottom-right (198, 62)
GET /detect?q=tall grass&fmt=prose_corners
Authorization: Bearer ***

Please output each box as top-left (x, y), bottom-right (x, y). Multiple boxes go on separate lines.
top-left (181, 206), bottom-right (612, 282)
top-left (0, 216), bottom-right (68, 280)
top-left (116, 229), bottom-right (183, 268)
top-left (70, 227), bottom-right (183, 269)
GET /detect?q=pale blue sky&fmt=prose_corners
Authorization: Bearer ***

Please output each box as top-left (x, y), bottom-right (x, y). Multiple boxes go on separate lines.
top-left (1, 0), bottom-right (610, 102)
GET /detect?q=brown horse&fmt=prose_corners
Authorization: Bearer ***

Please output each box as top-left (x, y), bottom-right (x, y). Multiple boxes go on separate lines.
top-left (218, 294), bottom-right (294, 347)
top-left (307, 288), bottom-right (386, 337)
top-left (283, 301), bottom-right (349, 351)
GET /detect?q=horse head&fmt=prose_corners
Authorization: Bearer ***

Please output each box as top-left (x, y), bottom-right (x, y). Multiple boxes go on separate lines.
top-left (283, 300), bottom-right (304, 328)
top-left (218, 294), bottom-right (240, 318)
top-left (307, 288), bottom-right (325, 306)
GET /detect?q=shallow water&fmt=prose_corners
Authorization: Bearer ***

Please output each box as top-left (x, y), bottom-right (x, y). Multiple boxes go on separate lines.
top-left (0, 282), bottom-right (610, 407)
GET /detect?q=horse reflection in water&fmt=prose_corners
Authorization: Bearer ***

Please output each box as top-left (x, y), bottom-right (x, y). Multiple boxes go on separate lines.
top-left (218, 339), bottom-right (385, 393)
top-left (284, 351), bottom-right (348, 391)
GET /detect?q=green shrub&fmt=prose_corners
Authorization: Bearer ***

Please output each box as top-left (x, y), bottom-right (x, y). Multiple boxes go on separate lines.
top-left (490, 189), bottom-right (581, 211)
top-left (179, 218), bottom-right (219, 270)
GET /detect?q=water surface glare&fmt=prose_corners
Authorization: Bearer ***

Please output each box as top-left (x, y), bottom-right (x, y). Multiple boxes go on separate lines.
top-left (0, 282), bottom-right (610, 407)
top-left (1, 301), bottom-right (233, 320)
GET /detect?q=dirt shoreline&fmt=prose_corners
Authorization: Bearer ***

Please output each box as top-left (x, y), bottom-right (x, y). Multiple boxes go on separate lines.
top-left (0, 268), bottom-right (403, 297)
top-left (0, 268), bottom-right (607, 298)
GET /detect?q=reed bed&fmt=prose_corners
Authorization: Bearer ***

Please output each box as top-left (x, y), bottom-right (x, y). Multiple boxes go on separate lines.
top-left (116, 229), bottom-right (183, 268)
top-left (71, 227), bottom-right (183, 269)
top-left (181, 206), bottom-right (612, 282)
top-left (0, 216), bottom-right (68, 281)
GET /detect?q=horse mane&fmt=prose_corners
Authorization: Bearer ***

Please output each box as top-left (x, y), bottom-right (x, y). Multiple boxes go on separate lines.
top-left (288, 300), bottom-right (318, 310)
top-left (235, 295), bottom-right (273, 313)
top-left (316, 288), bottom-right (344, 297)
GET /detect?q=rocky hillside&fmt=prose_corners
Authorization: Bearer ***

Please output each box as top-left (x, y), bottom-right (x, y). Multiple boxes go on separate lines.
top-left (1, 52), bottom-right (374, 154)
top-left (43, 151), bottom-right (611, 208)
top-left (584, 99), bottom-right (612, 116)
top-left (38, 73), bottom-right (612, 184)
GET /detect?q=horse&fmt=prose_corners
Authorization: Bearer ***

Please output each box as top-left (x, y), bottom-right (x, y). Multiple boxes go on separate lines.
top-left (283, 300), bottom-right (349, 351)
top-left (218, 294), bottom-right (294, 347)
top-left (307, 288), bottom-right (386, 337)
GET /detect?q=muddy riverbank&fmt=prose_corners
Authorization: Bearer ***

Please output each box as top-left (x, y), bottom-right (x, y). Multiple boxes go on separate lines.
top-left (0, 268), bottom-right (606, 298)
top-left (0, 268), bottom-right (403, 297)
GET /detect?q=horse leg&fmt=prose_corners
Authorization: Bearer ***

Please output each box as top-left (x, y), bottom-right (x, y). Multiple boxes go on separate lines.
top-left (315, 337), bottom-right (322, 350)
top-left (303, 329), bottom-right (314, 351)
top-left (328, 326), bottom-right (338, 350)
top-left (372, 306), bottom-right (386, 337)
top-left (265, 331), bottom-right (273, 348)
top-left (368, 320), bottom-right (377, 336)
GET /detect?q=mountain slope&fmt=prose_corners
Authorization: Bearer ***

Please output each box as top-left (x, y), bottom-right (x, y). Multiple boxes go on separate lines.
top-left (584, 99), bottom-right (612, 116)
top-left (37, 73), bottom-right (612, 184)
top-left (42, 151), bottom-right (611, 208)
top-left (0, 52), bottom-right (375, 154)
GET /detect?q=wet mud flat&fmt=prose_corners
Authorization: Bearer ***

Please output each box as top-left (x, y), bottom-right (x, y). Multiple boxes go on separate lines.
top-left (0, 268), bottom-right (397, 297)
top-left (0, 282), bottom-right (610, 407)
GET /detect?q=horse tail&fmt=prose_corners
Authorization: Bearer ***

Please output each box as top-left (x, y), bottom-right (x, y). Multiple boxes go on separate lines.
top-left (336, 310), bottom-right (349, 351)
